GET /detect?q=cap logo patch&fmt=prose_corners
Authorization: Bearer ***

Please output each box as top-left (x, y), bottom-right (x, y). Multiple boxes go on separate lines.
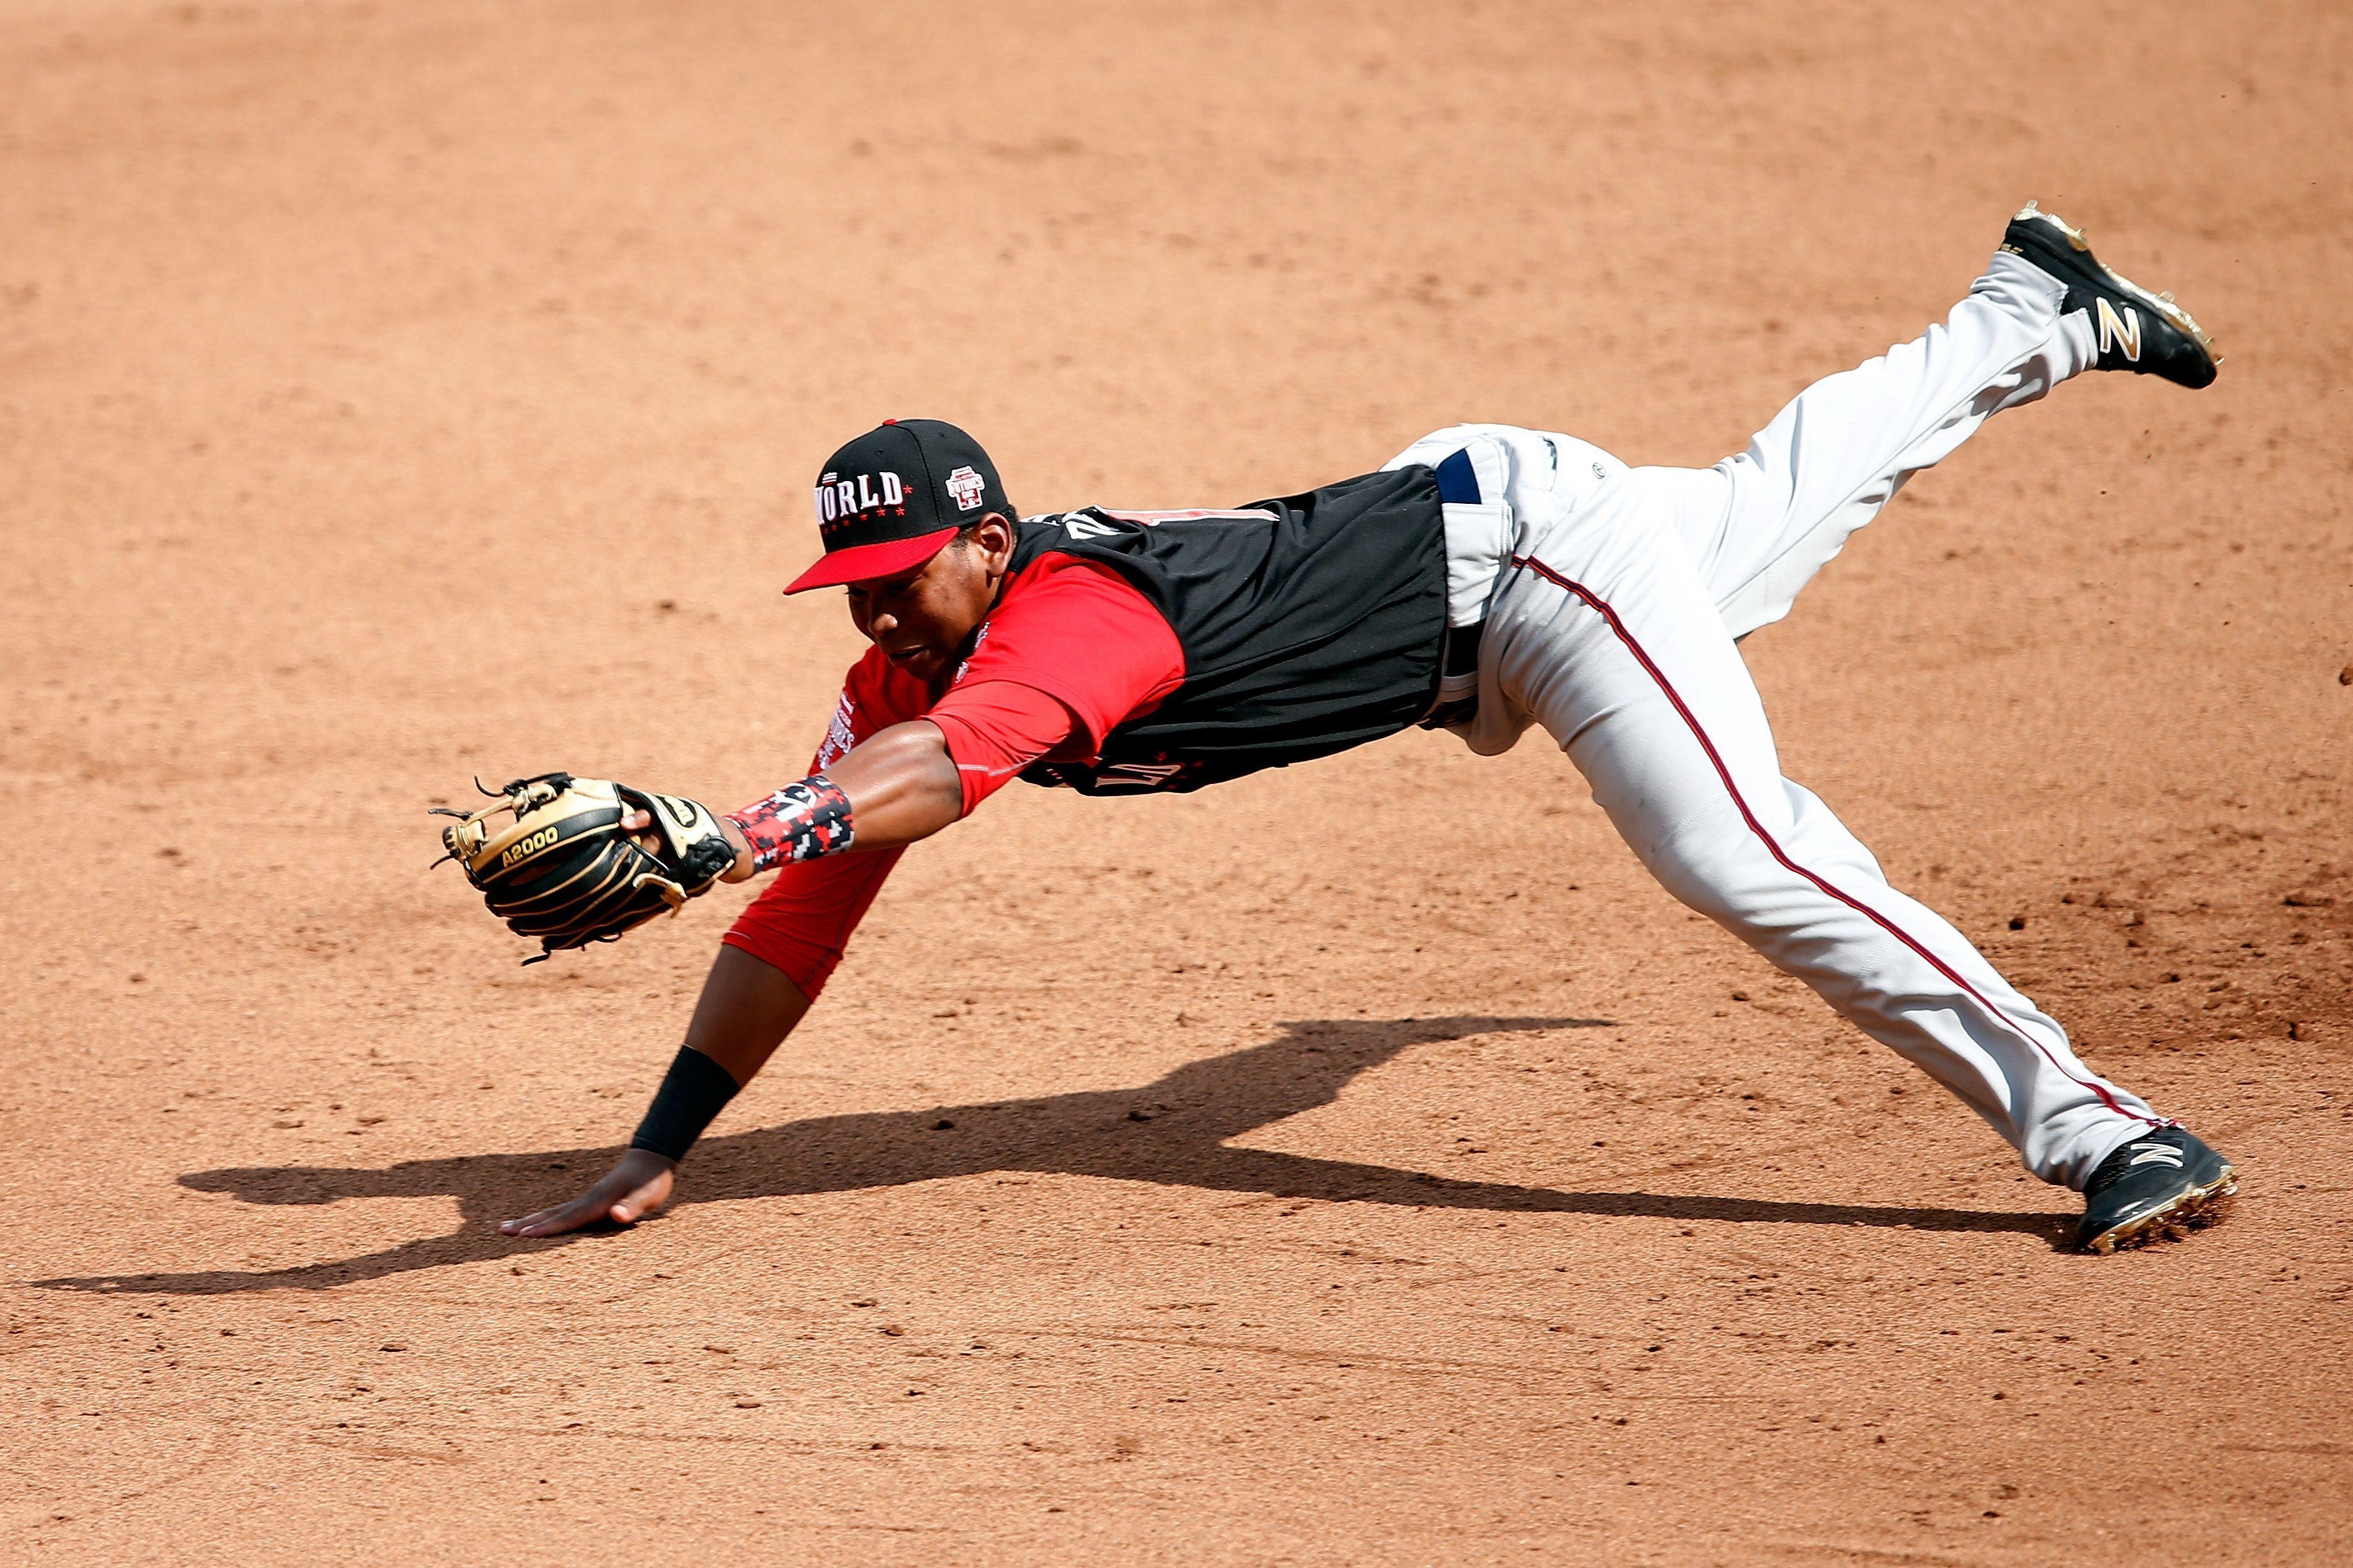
top-left (813, 469), bottom-right (907, 531)
top-left (944, 465), bottom-right (987, 512)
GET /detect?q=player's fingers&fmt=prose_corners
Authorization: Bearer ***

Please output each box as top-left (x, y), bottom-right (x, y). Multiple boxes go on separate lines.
top-left (620, 808), bottom-right (652, 831)
top-left (499, 1197), bottom-right (601, 1238)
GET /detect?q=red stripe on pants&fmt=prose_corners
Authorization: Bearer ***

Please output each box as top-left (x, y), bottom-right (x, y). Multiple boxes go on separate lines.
top-left (1511, 552), bottom-right (2148, 1125)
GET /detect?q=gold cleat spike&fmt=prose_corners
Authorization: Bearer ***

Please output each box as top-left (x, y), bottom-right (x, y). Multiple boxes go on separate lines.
top-left (2151, 294), bottom-right (2218, 360)
top-left (2013, 199), bottom-right (2092, 251)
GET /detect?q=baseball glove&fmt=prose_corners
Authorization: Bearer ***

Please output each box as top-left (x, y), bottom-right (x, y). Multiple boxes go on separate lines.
top-left (432, 773), bottom-right (738, 962)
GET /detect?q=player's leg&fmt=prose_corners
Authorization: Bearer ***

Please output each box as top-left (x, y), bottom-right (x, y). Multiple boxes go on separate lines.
top-left (1650, 247), bottom-right (2085, 637)
top-left (1481, 504), bottom-right (2165, 1190)
top-left (1631, 210), bottom-right (2215, 639)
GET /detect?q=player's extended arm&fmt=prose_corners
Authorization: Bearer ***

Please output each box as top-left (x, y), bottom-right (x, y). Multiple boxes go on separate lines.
top-left (496, 723), bottom-right (958, 1238)
top-left (498, 943), bottom-right (811, 1237)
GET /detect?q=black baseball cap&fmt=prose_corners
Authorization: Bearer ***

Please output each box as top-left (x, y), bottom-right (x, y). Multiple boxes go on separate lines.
top-left (785, 418), bottom-right (1014, 593)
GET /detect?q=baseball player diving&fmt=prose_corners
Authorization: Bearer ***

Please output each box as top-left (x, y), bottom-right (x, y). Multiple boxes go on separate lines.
top-left (444, 204), bottom-right (2235, 1257)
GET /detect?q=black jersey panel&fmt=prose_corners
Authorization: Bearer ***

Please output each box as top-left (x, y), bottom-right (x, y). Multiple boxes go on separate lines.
top-left (1004, 465), bottom-right (1448, 794)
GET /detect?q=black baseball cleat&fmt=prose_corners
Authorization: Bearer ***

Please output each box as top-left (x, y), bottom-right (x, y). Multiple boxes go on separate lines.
top-left (2078, 1126), bottom-right (2236, 1254)
top-left (2001, 201), bottom-right (2219, 389)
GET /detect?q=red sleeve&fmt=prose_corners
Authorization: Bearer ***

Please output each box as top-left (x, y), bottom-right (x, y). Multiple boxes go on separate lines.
top-left (721, 847), bottom-right (903, 1000)
top-left (929, 682), bottom-right (1085, 814)
top-left (945, 556), bottom-right (1183, 749)
top-left (720, 648), bottom-right (921, 1000)
top-left (926, 556), bottom-right (1182, 813)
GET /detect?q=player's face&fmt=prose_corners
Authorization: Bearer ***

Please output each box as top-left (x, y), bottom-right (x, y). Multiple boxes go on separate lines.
top-left (843, 518), bottom-right (1012, 682)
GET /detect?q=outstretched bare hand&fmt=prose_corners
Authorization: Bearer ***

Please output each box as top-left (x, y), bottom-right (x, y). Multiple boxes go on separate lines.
top-left (497, 946), bottom-right (811, 1241)
top-left (500, 1147), bottom-right (676, 1238)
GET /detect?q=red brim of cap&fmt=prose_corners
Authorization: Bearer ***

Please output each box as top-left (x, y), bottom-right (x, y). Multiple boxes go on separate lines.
top-left (782, 525), bottom-right (959, 594)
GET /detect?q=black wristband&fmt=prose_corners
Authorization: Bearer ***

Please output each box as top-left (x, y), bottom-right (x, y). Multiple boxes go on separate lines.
top-left (628, 1045), bottom-right (741, 1163)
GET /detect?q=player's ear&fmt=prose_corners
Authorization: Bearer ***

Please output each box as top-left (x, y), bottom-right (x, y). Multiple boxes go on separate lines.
top-left (970, 512), bottom-right (1016, 576)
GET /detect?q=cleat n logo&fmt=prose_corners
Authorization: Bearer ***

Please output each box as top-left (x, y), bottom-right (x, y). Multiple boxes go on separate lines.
top-left (2127, 1142), bottom-right (2184, 1168)
top-left (2096, 298), bottom-right (2143, 362)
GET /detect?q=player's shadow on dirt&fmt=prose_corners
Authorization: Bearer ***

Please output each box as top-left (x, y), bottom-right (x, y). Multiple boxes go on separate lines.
top-left (35, 1013), bottom-right (2072, 1294)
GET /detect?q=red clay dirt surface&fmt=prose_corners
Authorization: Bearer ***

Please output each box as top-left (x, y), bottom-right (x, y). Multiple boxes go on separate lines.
top-left (4, 1), bottom-right (2350, 1562)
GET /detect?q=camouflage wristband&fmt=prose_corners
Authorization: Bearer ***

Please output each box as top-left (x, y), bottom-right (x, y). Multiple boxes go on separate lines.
top-left (725, 773), bottom-right (856, 873)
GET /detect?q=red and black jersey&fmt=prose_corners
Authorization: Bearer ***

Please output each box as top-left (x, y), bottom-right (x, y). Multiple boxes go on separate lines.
top-left (1003, 464), bottom-right (1449, 794)
top-left (723, 464), bottom-right (1449, 997)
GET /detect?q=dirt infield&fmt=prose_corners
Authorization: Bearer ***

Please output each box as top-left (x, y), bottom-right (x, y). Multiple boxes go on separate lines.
top-left (4, 0), bottom-right (2349, 1561)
